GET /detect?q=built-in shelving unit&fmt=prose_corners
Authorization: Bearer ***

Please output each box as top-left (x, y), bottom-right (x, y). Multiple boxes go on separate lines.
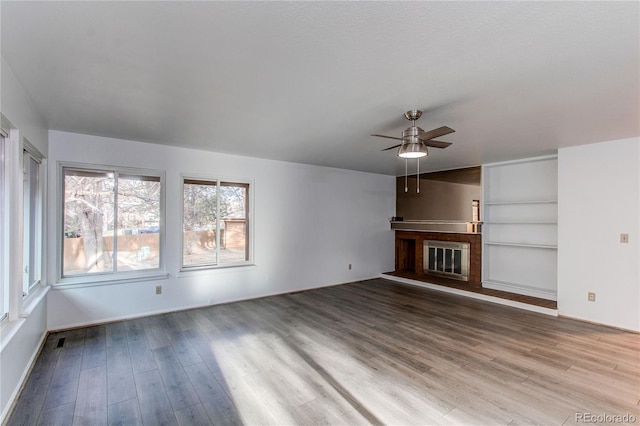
top-left (482, 155), bottom-right (558, 301)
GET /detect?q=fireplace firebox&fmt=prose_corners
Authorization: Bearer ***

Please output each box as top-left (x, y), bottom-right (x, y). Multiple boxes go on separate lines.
top-left (424, 240), bottom-right (470, 281)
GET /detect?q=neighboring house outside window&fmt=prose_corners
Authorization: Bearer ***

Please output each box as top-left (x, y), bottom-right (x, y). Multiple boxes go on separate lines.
top-left (182, 177), bottom-right (250, 270)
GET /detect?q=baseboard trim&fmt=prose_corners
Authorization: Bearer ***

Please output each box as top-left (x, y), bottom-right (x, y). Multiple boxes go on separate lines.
top-left (558, 314), bottom-right (640, 334)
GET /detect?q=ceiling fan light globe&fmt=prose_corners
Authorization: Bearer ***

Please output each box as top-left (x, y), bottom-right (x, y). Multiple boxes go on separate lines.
top-left (397, 142), bottom-right (429, 159)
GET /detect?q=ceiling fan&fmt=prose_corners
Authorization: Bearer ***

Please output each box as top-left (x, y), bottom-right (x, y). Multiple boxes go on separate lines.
top-left (371, 110), bottom-right (455, 193)
top-left (371, 110), bottom-right (454, 158)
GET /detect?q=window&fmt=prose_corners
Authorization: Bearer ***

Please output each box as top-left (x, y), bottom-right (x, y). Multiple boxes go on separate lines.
top-left (0, 134), bottom-right (7, 319)
top-left (62, 165), bottom-right (164, 279)
top-left (182, 178), bottom-right (250, 269)
top-left (22, 143), bottom-right (43, 297)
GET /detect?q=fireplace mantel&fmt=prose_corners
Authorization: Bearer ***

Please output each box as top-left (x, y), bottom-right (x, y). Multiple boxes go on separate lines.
top-left (394, 230), bottom-right (482, 287)
top-left (391, 220), bottom-right (482, 234)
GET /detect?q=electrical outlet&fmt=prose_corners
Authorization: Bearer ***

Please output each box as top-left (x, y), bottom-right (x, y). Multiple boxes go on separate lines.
top-left (348, 263), bottom-right (352, 270)
top-left (588, 292), bottom-right (596, 302)
top-left (620, 234), bottom-right (629, 243)
top-left (155, 285), bottom-right (162, 295)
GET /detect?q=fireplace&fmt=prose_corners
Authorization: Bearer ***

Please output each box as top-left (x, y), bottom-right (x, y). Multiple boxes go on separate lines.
top-left (394, 231), bottom-right (481, 287)
top-left (424, 240), bottom-right (470, 281)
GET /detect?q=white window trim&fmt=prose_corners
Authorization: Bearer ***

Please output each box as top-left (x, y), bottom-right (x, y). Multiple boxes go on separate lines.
top-left (3, 127), bottom-right (37, 320)
top-left (22, 139), bottom-right (45, 300)
top-left (0, 115), bottom-right (49, 324)
top-left (1, 120), bottom-right (22, 322)
top-left (0, 130), bottom-right (7, 322)
top-left (56, 161), bottom-right (166, 286)
top-left (180, 173), bottom-right (254, 272)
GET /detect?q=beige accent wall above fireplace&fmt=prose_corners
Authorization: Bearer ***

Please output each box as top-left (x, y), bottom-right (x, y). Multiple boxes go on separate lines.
top-left (396, 167), bottom-right (481, 222)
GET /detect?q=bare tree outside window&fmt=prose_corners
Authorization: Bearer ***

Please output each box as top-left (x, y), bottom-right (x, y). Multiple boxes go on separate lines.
top-left (183, 180), bottom-right (218, 266)
top-left (63, 168), bottom-right (161, 276)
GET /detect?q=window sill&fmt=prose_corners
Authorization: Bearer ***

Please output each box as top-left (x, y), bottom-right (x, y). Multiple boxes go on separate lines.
top-left (178, 263), bottom-right (256, 277)
top-left (0, 317), bottom-right (26, 353)
top-left (0, 285), bottom-right (49, 353)
top-left (54, 272), bottom-right (170, 290)
top-left (22, 285), bottom-right (50, 317)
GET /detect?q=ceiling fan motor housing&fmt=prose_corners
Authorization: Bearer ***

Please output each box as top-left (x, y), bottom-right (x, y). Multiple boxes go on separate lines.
top-left (402, 126), bottom-right (425, 142)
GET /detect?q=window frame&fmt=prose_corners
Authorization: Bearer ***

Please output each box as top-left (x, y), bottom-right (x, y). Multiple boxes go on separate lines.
top-left (180, 174), bottom-right (253, 271)
top-left (0, 130), bottom-right (7, 321)
top-left (57, 162), bottom-right (166, 285)
top-left (21, 139), bottom-right (45, 301)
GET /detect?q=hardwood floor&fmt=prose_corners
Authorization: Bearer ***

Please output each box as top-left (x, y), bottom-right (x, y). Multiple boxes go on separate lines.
top-left (7, 278), bottom-right (639, 425)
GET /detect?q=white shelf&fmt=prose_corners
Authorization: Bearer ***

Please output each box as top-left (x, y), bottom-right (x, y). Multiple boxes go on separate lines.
top-left (485, 221), bottom-right (557, 225)
top-left (485, 241), bottom-right (557, 249)
top-left (485, 200), bottom-right (557, 205)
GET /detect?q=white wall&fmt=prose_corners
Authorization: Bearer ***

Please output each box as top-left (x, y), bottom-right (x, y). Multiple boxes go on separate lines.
top-left (1, 58), bottom-right (48, 153)
top-left (558, 138), bottom-right (640, 331)
top-left (0, 58), bottom-right (49, 421)
top-left (47, 131), bottom-right (396, 329)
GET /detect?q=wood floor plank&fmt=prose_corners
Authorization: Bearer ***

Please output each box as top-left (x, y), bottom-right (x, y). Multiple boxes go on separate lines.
top-left (174, 403), bottom-right (212, 426)
top-left (81, 325), bottom-right (106, 371)
top-left (151, 345), bottom-right (200, 412)
top-left (134, 369), bottom-right (178, 426)
top-left (37, 402), bottom-right (75, 426)
top-left (183, 362), bottom-right (240, 424)
top-left (105, 321), bottom-right (127, 347)
top-left (124, 319), bottom-right (157, 373)
top-left (186, 308), bottom-right (217, 332)
top-left (141, 316), bottom-right (172, 350)
top-left (107, 397), bottom-right (143, 426)
top-left (169, 310), bottom-right (198, 332)
top-left (73, 365), bottom-right (107, 425)
top-left (106, 343), bottom-right (137, 405)
top-left (41, 336), bottom-right (84, 411)
top-left (292, 395), bottom-right (375, 426)
top-left (167, 330), bottom-right (203, 368)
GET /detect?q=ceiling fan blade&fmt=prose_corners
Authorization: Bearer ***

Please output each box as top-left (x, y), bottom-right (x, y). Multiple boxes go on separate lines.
top-left (424, 140), bottom-right (453, 149)
top-left (371, 134), bottom-right (403, 141)
top-left (417, 126), bottom-right (455, 141)
top-left (381, 144), bottom-right (402, 151)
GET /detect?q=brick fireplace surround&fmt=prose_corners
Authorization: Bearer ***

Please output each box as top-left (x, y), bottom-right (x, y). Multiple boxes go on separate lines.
top-left (394, 230), bottom-right (482, 287)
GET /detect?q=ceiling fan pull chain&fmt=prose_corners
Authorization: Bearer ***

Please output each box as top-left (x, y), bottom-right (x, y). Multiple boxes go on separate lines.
top-left (405, 159), bottom-right (408, 193)
top-left (417, 158), bottom-right (420, 193)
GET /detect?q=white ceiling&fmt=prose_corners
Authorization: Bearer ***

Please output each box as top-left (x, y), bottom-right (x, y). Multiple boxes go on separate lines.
top-left (2, 1), bottom-right (638, 176)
